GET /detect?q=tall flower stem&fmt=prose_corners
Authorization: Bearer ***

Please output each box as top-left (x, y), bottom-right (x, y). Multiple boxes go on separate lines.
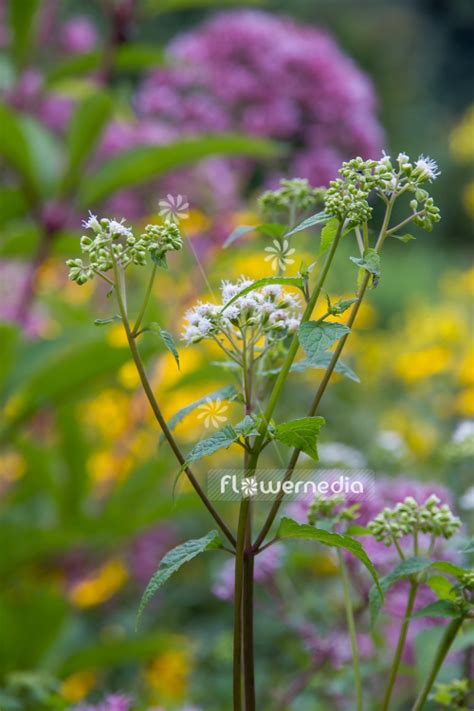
top-left (337, 548), bottom-right (363, 711)
top-left (381, 580), bottom-right (418, 711)
top-left (234, 498), bottom-right (251, 711)
top-left (254, 196), bottom-right (396, 550)
top-left (112, 261), bottom-right (236, 547)
top-left (411, 617), bottom-right (464, 711)
top-left (243, 518), bottom-right (256, 710)
top-left (132, 263), bottom-right (157, 336)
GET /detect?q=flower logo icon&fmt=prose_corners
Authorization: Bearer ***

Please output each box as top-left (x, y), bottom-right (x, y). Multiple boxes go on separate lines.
top-left (241, 477), bottom-right (258, 498)
top-left (264, 239), bottom-right (296, 272)
top-left (158, 194), bottom-right (190, 223)
top-left (196, 398), bottom-right (229, 429)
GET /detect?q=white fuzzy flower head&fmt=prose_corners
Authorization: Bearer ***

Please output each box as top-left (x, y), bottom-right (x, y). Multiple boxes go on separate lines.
top-left (414, 155), bottom-right (441, 183)
top-left (82, 211), bottom-right (101, 233)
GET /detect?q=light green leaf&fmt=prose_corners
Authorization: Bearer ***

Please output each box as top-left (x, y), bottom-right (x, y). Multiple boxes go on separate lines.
top-left (261, 355), bottom-right (359, 383)
top-left (221, 276), bottom-right (304, 313)
top-left (392, 233), bottom-right (416, 243)
top-left (114, 44), bottom-right (164, 71)
top-left (46, 52), bottom-right (101, 85)
top-left (63, 92), bottom-right (113, 192)
top-left (79, 134), bottom-right (278, 206)
top-left (298, 321), bottom-right (350, 363)
top-left (427, 575), bottom-right (457, 600)
top-left (285, 211), bottom-right (330, 237)
top-left (0, 103), bottom-right (38, 198)
top-left (430, 561), bottom-right (469, 579)
top-left (182, 425), bottom-right (239, 469)
top-left (223, 225), bottom-right (256, 248)
top-left (369, 557), bottom-right (433, 626)
top-left (94, 316), bottom-right (122, 327)
top-left (350, 248), bottom-right (381, 277)
top-left (277, 517), bottom-right (382, 595)
top-left (413, 599), bottom-right (462, 619)
top-left (319, 217), bottom-right (340, 256)
top-left (167, 385), bottom-right (238, 432)
top-left (137, 531), bottom-right (222, 624)
top-left (21, 117), bottom-right (62, 195)
top-left (273, 417), bottom-right (325, 460)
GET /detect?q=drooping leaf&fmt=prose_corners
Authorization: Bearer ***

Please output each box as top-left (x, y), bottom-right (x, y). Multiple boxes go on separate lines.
top-left (223, 225), bottom-right (256, 248)
top-left (79, 134), bottom-right (279, 206)
top-left (273, 417), bottom-right (325, 460)
top-left (350, 248), bottom-right (381, 277)
top-left (63, 91), bottom-right (113, 192)
top-left (167, 385), bottom-right (238, 432)
top-left (285, 211), bottom-right (330, 237)
top-left (221, 276), bottom-right (304, 313)
top-left (298, 321), bottom-right (350, 363)
top-left (277, 517), bottom-right (382, 595)
top-left (181, 425), bottom-right (240, 469)
top-left (413, 599), bottom-right (462, 619)
top-left (137, 531), bottom-right (222, 624)
top-left (392, 233), bottom-right (416, 243)
top-left (369, 557), bottom-right (433, 626)
top-left (140, 324), bottom-right (179, 369)
top-left (319, 217), bottom-right (340, 256)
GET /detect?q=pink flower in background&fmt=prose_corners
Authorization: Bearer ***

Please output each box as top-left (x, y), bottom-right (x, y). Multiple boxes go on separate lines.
top-left (213, 544), bottom-right (284, 601)
top-left (126, 524), bottom-right (177, 586)
top-left (77, 694), bottom-right (131, 711)
top-left (0, 260), bottom-right (46, 337)
top-left (60, 16), bottom-right (98, 54)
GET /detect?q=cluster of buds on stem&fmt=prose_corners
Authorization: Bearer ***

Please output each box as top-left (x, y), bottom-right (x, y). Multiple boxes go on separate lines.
top-left (307, 493), bottom-right (360, 527)
top-left (368, 495), bottom-right (461, 548)
top-left (324, 152), bottom-right (441, 229)
top-left (259, 178), bottom-right (325, 221)
top-left (66, 213), bottom-right (183, 285)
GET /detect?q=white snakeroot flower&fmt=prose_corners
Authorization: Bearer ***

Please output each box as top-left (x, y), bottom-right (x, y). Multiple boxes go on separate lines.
top-left (241, 477), bottom-right (258, 498)
top-left (196, 398), bottom-right (229, 428)
top-left (264, 239), bottom-right (296, 272)
top-left (158, 194), bottom-right (189, 223)
top-left (82, 211), bottom-right (101, 232)
top-left (108, 218), bottom-right (133, 238)
top-left (415, 155), bottom-right (441, 182)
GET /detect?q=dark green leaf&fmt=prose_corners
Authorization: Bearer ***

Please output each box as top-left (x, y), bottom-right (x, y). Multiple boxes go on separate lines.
top-left (285, 211), bottom-right (330, 237)
top-left (8, 0), bottom-right (39, 66)
top-left (182, 426), bottom-right (239, 469)
top-left (262, 355), bottom-right (359, 383)
top-left (298, 321), bottom-right (350, 363)
top-left (150, 251), bottom-right (168, 269)
top-left (157, 328), bottom-right (180, 369)
top-left (21, 117), bottom-right (61, 195)
top-left (350, 248), bottom-right (381, 277)
top-left (79, 134), bottom-right (279, 206)
top-left (369, 557), bottom-right (433, 626)
top-left (46, 52), bottom-right (101, 85)
top-left (277, 517), bottom-right (382, 595)
top-left (114, 44), bottom-right (164, 71)
top-left (221, 276), bottom-right (304, 313)
top-left (413, 599), bottom-right (462, 619)
top-left (273, 417), bottom-right (325, 460)
top-left (0, 103), bottom-right (38, 198)
top-left (137, 531), bottom-right (222, 624)
top-left (319, 217), bottom-right (340, 256)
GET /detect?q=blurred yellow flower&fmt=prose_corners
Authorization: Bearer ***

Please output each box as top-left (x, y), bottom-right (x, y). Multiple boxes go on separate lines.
top-left (80, 389), bottom-right (130, 440)
top-left (183, 209), bottom-right (211, 235)
top-left (450, 105), bottom-right (474, 162)
top-left (455, 387), bottom-right (474, 416)
top-left (60, 671), bottom-right (96, 702)
top-left (69, 559), bottom-right (128, 608)
top-left (118, 360), bottom-right (141, 389)
top-left (0, 451), bottom-right (25, 482)
top-left (145, 648), bottom-right (191, 701)
top-left (107, 324), bottom-right (128, 348)
top-left (463, 181), bottom-right (474, 218)
top-left (394, 346), bottom-right (452, 383)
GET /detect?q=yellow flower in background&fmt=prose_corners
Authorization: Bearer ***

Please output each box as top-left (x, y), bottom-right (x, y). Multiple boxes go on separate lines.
top-left (455, 387), bottom-right (474, 416)
top-left (145, 648), bottom-right (191, 702)
top-left (463, 181), bottom-right (474, 218)
top-left (182, 209), bottom-right (211, 235)
top-left (107, 324), bottom-right (128, 348)
top-left (80, 389), bottom-right (130, 440)
top-left (69, 559), bottom-right (128, 608)
top-left (0, 451), bottom-right (26, 483)
top-left (61, 671), bottom-right (96, 702)
top-left (450, 105), bottom-right (474, 162)
top-left (394, 346), bottom-right (452, 383)
top-left (118, 360), bottom-right (141, 390)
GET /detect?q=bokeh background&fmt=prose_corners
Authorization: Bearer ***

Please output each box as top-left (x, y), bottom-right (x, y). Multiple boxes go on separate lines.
top-left (0, 1), bottom-right (473, 710)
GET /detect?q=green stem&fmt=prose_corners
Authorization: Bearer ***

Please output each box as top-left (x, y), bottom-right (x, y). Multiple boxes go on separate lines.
top-left (243, 519), bottom-right (256, 710)
top-left (381, 581), bottom-right (418, 711)
top-left (132, 263), bottom-right (156, 336)
top-left (411, 617), bottom-right (464, 711)
top-left (337, 549), bottom-right (363, 711)
top-left (234, 499), bottom-right (251, 711)
top-left (112, 261), bottom-right (236, 547)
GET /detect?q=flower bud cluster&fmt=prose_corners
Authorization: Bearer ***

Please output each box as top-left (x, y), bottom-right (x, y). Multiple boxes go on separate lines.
top-left (307, 494), bottom-right (360, 526)
top-left (66, 213), bottom-right (183, 285)
top-left (368, 495), bottom-right (461, 547)
top-left (431, 679), bottom-right (469, 709)
top-left (182, 278), bottom-right (301, 355)
top-left (324, 152), bottom-right (441, 229)
top-left (259, 178), bottom-right (324, 218)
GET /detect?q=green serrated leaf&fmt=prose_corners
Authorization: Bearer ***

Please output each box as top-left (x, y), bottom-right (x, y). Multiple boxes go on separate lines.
top-left (233, 415), bottom-right (259, 437)
top-left (150, 251), bottom-right (168, 269)
top-left (285, 211), bottom-right (330, 238)
top-left (277, 517), bottom-right (382, 595)
top-left (392, 233), bottom-right (416, 243)
top-left (273, 417), bottom-right (325, 460)
top-left (262, 355), bottom-right (359, 383)
top-left (181, 425), bottom-right (239, 470)
top-left (167, 385), bottom-right (238, 432)
top-left (412, 599), bottom-right (462, 619)
top-left (350, 248), bottom-right (381, 277)
top-left (369, 557), bottom-right (433, 626)
top-left (298, 321), bottom-right (350, 364)
top-left (319, 217), bottom-right (340, 256)
top-left (221, 276), bottom-right (304, 313)
top-left (94, 316), bottom-right (121, 327)
top-left (136, 531), bottom-right (222, 625)
top-left (158, 328), bottom-right (179, 369)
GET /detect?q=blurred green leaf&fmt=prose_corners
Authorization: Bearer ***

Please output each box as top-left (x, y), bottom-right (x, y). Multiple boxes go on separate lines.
top-left (273, 416), bottom-right (325, 461)
top-left (0, 103), bottom-right (39, 201)
top-left (350, 248), bottom-right (381, 278)
top-left (319, 217), bottom-right (340, 256)
top-left (46, 52), bottom-right (101, 85)
top-left (137, 530), bottom-right (223, 625)
top-left (7, 0), bottom-right (39, 67)
top-left (0, 323), bottom-right (19, 392)
top-left (145, 0), bottom-right (265, 12)
top-left (62, 91), bottom-right (114, 194)
top-left (21, 116), bottom-right (62, 195)
top-left (0, 187), bottom-right (28, 225)
top-left (413, 599), bottom-right (462, 619)
top-left (115, 44), bottom-right (164, 71)
top-left (79, 134), bottom-right (279, 206)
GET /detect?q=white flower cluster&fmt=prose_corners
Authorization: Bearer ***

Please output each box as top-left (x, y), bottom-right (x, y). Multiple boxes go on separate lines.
top-left (182, 278), bottom-right (302, 352)
top-left (368, 495), bottom-right (461, 547)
